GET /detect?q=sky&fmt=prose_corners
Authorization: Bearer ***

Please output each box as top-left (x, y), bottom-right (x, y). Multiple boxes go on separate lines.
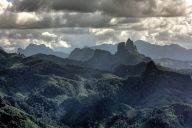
top-left (0, 0), bottom-right (192, 52)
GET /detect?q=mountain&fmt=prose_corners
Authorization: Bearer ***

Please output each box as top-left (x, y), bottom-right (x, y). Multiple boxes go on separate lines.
top-left (86, 39), bottom-right (150, 71)
top-left (85, 49), bottom-right (114, 70)
top-left (135, 40), bottom-right (192, 61)
top-left (17, 43), bottom-right (68, 58)
top-left (1, 41), bottom-right (192, 127)
top-left (91, 40), bottom-right (192, 61)
top-left (70, 39), bottom-right (150, 71)
top-left (89, 40), bottom-right (192, 71)
top-left (92, 43), bottom-right (117, 54)
top-left (68, 47), bottom-right (95, 61)
top-left (114, 39), bottom-right (149, 64)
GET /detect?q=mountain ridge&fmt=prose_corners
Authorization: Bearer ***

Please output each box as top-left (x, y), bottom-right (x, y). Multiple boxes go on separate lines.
top-left (70, 39), bottom-right (150, 71)
top-left (91, 40), bottom-right (192, 61)
top-left (15, 39), bottom-right (192, 62)
top-left (17, 43), bottom-right (68, 58)
top-left (134, 40), bottom-right (192, 61)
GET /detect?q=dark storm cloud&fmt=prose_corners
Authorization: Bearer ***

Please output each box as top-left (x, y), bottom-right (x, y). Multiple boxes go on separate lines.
top-left (14, 0), bottom-right (45, 12)
top-left (13, 0), bottom-right (99, 12)
top-left (0, 12), bottom-right (54, 29)
top-left (13, 0), bottom-right (187, 17)
top-left (0, 0), bottom-right (188, 29)
top-left (51, 0), bottom-right (99, 12)
top-left (63, 12), bottom-right (111, 28)
top-left (0, 12), bottom-right (111, 29)
top-left (101, 0), bottom-right (186, 17)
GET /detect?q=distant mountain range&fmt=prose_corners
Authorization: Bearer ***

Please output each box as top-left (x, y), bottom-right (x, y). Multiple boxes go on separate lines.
top-left (91, 40), bottom-right (192, 61)
top-left (69, 39), bottom-right (150, 71)
top-left (134, 40), bottom-right (192, 61)
top-left (17, 40), bottom-right (192, 62)
top-left (91, 41), bottom-right (192, 71)
top-left (14, 40), bottom-right (192, 72)
top-left (17, 43), bottom-right (68, 58)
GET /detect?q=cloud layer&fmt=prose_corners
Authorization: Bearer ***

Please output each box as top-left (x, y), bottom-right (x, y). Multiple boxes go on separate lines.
top-left (13, 0), bottom-right (187, 17)
top-left (0, 0), bottom-right (192, 52)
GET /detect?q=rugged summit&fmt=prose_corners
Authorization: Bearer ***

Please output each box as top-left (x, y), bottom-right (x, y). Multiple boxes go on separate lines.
top-left (69, 39), bottom-right (150, 71)
top-left (114, 38), bottom-right (150, 65)
top-left (117, 39), bottom-right (138, 54)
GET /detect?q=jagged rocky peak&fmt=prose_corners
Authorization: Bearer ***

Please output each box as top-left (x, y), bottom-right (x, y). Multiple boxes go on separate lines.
top-left (126, 38), bottom-right (137, 51)
top-left (117, 38), bottom-right (138, 53)
top-left (117, 42), bottom-right (126, 52)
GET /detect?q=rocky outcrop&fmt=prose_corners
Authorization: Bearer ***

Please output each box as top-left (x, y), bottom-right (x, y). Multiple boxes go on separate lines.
top-left (84, 39), bottom-right (151, 71)
top-left (114, 39), bottom-right (150, 65)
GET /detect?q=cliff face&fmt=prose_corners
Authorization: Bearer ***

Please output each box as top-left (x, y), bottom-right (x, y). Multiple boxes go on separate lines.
top-left (114, 39), bottom-right (150, 65)
top-left (117, 39), bottom-right (138, 54)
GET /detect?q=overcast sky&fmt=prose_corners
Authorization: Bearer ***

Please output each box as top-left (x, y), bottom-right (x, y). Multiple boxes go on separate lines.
top-left (0, 0), bottom-right (192, 52)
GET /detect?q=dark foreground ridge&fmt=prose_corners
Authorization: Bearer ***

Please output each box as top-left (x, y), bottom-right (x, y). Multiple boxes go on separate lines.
top-left (0, 40), bottom-right (192, 128)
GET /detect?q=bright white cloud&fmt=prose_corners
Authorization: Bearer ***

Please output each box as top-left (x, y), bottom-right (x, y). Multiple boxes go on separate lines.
top-left (42, 32), bottom-right (57, 38)
top-left (58, 39), bottom-right (71, 48)
top-left (186, 0), bottom-right (192, 6)
top-left (0, 0), bottom-right (12, 11)
top-left (90, 28), bottom-right (114, 36)
top-left (16, 12), bottom-right (41, 25)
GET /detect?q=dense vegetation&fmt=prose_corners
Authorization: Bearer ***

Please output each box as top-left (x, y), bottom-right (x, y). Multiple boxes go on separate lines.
top-left (0, 40), bottom-right (192, 128)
